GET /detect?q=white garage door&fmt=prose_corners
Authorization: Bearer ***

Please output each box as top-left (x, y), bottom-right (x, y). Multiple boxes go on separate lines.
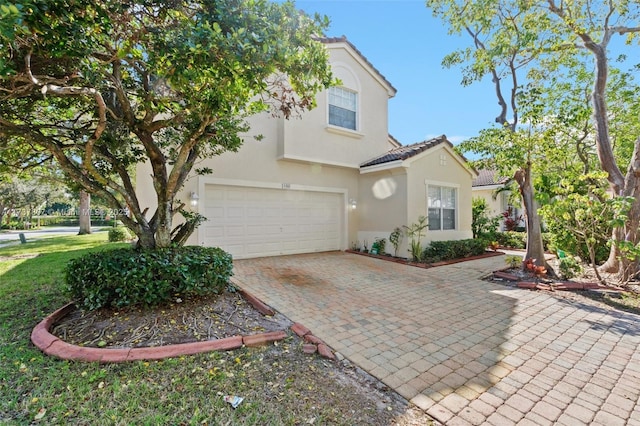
top-left (201, 184), bottom-right (343, 259)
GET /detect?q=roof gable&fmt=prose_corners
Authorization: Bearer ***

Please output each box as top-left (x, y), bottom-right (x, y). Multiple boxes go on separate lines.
top-left (360, 135), bottom-right (477, 177)
top-left (320, 36), bottom-right (397, 97)
top-left (360, 135), bottom-right (448, 168)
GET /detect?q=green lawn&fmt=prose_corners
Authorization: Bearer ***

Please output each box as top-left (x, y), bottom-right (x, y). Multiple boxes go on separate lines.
top-left (0, 234), bottom-right (414, 425)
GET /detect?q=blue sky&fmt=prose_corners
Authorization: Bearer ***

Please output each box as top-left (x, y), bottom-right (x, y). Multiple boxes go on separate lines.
top-left (296, 0), bottom-right (499, 146)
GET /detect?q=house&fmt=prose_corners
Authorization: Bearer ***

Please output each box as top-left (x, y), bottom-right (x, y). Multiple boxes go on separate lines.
top-left (136, 37), bottom-right (476, 259)
top-left (472, 169), bottom-right (523, 231)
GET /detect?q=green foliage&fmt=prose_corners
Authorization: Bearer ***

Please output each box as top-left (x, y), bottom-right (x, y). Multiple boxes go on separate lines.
top-left (0, 0), bottom-right (335, 248)
top-left (1, 234), bottom-right (409, 425)
top-left (422, 239), bottom-right (487, 263)
top-left (472, 197), bottom-right (500, 241)
top-left (65, 246), bottom-right (233, 310)
top-left (505, 255), bottom-right (522, 269)
top-left (108, 226), bottom-right (131, 242)
top-left (494, 232), bottom-right (526, 249)
top-left (403, 216), bottom-right (428, 262)
top-left (389, 227), bottom-right (403, 257)
top-left (428, 0), bottom-right (640, 279)
top-left (539, 173), bottom-right (627, 266)
top-left (558, 257), bottom-right (583, 280)
top-left (493, 231), bottom-right (552, 251)
top-left (373, 237), bottom-right (386, 255)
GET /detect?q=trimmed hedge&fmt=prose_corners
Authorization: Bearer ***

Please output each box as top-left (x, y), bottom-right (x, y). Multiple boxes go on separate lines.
top-left (65, 246), bottom-right (233, 310)
top-left (494, 231), bottom-right (526, 249)
top-left (493, 231), bottom-right (552, 251)
top-left (422, 239), bottom-right (487, 263)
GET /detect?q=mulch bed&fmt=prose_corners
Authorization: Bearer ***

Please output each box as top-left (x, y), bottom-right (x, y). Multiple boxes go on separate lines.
top-left (51, 291), bottom-right (292, 349)
top-left (345, 249), bottom-right (503, 268)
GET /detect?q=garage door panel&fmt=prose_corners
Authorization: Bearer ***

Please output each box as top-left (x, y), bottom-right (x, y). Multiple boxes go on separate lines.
top-left (204, 226), bottom-right (224, 238)
top-left (202, 184), bottom-right (342, 259)
top-left (222, 226), bottom-right (243, 237)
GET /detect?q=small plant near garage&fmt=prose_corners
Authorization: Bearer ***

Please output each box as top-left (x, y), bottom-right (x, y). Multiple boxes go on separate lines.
top-left (404, 216), bottom-right (428, 262)
top-left (389, 227), bottom-right (403, 257)
top-left (371, 237), bottom-right (387, 255)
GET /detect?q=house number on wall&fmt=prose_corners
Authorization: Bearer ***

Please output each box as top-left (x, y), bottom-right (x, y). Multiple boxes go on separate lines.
top-left (281, 183), bottom-right (291, 189)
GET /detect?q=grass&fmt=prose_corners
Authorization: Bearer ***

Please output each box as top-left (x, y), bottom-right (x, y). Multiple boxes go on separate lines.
top-left (0, 234), bottom-right (421, 425)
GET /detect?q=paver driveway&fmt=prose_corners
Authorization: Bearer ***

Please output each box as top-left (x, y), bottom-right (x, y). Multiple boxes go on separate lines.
top-left (232, 252), bottom-right (640, 425)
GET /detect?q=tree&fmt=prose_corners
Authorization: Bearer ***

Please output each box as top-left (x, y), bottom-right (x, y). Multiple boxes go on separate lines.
top-left (0, 177), bottom-right (20, 227)
top-left (427, 0), bottom-right (640, 280)
top-left (0, 0), bottom-right (334, 248)
top-left (78, 190), bottom-right (91, 235)
top-left (427, 0), bottom-right (550, 267)
top-left (543, 0), bottom-right (640, 281)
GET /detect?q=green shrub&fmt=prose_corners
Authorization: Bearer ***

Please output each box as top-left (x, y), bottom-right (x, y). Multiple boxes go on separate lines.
top-left (493, 231), bottom-right (552, 251)
top-left (494, 231), bottom-right (526, 249)
top-left (422, 239), bottom-right (487, 263)
top-left (505, 255), bottom-right (522, 269)
top-left (472, 197), bottom-right (500, 241)
top-left (374, 237), bottom-right (387, 254)
top-left (558, 257), bottom-right (583, 280)
top-left (404, 216), bottom-right (428, 262)
top-left (65, 246), bottom-right (234, 310)
top-left (108, 227), bottom-right (131, 242)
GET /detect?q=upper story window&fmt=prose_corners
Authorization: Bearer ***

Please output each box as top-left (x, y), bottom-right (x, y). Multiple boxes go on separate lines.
top-left (328, 87), bottom-right (357, 130)
top-left (428, 185), bottom-right (457, 230)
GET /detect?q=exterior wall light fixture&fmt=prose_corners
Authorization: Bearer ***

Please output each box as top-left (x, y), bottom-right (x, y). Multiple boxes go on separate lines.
top-left (190, 191), bottom-right (199, 208)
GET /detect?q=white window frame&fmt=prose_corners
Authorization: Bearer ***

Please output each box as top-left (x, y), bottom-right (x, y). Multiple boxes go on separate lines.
top-left (425, 181), bottom-right (459, 231)
top-left (328, 86), bottom-right (358, 131)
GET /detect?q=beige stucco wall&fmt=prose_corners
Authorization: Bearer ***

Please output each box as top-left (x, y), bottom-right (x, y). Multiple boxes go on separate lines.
top-left (472, 187), bottom-right (503, 217)
top-left (405, 145), bottom-right (474, 246)
top-left (353, 144), bottom-right (476, 258)
top-left (473, 187), bottom-right (502, 215)
top-left (356, 169), bottom-right (408, 255)
top-left (136, 108), bottom-right (362, 246)
top-left (279, 44), bottom-right (392, 168)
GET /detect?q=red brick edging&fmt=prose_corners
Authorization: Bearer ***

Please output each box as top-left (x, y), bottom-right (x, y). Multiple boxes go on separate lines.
top-left (491, 268), bottom-right (626, 293)
top-left (291, 322), bottom-right (335, 360)
top-left (31, 291), bottom-right (336, 363)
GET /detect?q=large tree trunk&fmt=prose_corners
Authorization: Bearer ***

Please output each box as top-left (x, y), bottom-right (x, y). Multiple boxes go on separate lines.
top-left (601, 138), bottom-right (640, 281)
top-left (514, 164), bottom-right (547, 268)
top-left (0, 203), bottom-right (5, 227)
top-left (600, 138), bottom-right (640, 281)
top-left (78, 190), bottom-right (91, 235)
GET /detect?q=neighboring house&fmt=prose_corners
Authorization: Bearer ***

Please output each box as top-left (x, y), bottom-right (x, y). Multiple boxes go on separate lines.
top-left (136, 36), bottom-right (477, 259)
top-left (472, 169), bottom-right (523, 231)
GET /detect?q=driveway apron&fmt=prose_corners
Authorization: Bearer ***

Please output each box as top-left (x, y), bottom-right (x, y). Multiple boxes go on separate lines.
top-left (232, 252), bottom-right (640, 425)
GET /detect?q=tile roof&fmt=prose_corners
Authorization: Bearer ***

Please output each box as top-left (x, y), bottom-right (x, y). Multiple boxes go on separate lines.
top-left (472, 169), bottom-right (509, 187)
top-left (319, 36), bottom-right (397, 95)
top-left (388, 134), bottom-right (402, 148)
top-left (360, 135), bottom-right (449, 168)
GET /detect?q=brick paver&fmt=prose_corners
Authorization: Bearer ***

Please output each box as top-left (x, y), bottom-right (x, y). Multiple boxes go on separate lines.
top-left (232, 252), bottom-right (640, 425)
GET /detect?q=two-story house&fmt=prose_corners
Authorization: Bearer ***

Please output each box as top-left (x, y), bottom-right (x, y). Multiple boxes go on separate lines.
top-left (136, 37), bottom-right (477, 259)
